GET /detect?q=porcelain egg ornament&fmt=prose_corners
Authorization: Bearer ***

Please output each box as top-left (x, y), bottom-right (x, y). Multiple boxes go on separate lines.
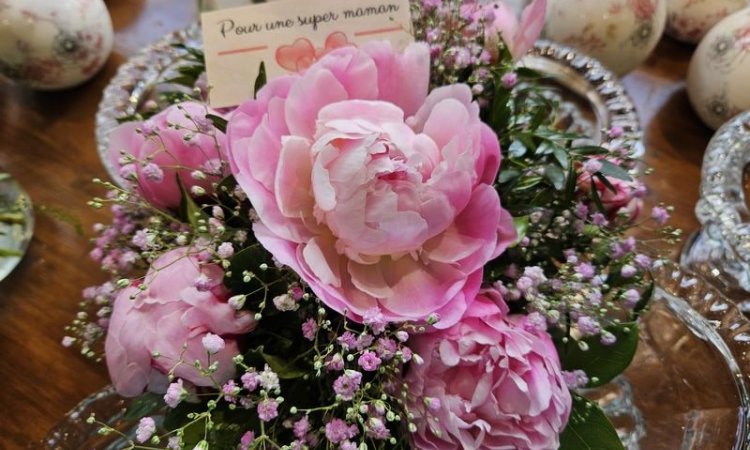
top-left (0, 0), bottom-right (114, 90)
top-left (544, 0), bottom-right (668, 75)
top-left (666, 0), bottom-right (747, 43)
top-left (687, 8), bottom-right (750, 129)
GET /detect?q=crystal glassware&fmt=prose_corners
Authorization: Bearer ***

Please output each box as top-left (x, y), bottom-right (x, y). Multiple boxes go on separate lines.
top-left (681, 111), bottom-right (750, 307)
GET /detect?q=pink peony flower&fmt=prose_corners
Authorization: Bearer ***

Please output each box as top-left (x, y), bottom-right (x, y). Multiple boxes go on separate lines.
top-left (482, 0), bottom-right (547, 59)
top-left (108, 102), bottom-right (228, 210)
top-left (105, 247), bottom-right (255, 397)
top-left (228, 42), bottom-right (515, 328)
top-left (406, 290), bottom-right (571, 450)
top-left (578, 168), bottom-right (644, 222)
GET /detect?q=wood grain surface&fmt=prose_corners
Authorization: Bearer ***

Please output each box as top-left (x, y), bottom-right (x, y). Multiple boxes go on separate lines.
top-left (0, 1), bottom-right (713, 448)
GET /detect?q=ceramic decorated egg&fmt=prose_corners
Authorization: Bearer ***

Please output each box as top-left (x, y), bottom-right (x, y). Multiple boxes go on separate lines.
top-left (666, 0), bottom-right (747, 43)
top-left (0, 0), bottom-right (113, 90)
top-left (687, 8), bottom-right (750, 129)
top-left (544, 0), bottom-right (668, 75)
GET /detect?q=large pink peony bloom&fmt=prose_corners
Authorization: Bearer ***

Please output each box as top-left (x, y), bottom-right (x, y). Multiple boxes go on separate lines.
top-left (227, 42), bottom-right (515, 328)
top-left (406, 290), bottom-right (571, 450)
top-left (105, 247), bottom-right (255, 397)
top-left (108, 101), bottom-right (228, 210)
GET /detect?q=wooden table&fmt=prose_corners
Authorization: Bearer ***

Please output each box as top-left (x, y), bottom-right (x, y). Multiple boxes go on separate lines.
top-left (0, 2), bottom-right (712, 448)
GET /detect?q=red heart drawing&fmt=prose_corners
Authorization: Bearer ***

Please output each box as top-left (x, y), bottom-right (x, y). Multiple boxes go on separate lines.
top-left (275, 38), bottom-right (316, 72)
top-left (316, 31), bottom-right (352, 59)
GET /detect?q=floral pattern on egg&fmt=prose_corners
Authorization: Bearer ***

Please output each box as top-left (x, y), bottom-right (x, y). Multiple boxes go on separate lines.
top-left (687, 9), bottom-right (750, 129)
top-left (544, 0), bottom-right (668, 75)
top-left (666, 0), bottom-right (746, 44)
top-left (0, 0), bottom-right (113, 90)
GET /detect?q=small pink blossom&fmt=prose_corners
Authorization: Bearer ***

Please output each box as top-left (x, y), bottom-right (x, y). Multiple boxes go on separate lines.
top-left (333, 370), bottom-right (362, 401)
top-left (257, 398), bottom-right (279, 422)
top-left (501, 71), bottom-right (518, 88)
top-left (202, 333), bottom-right (225, 354)
top-left (651, 206), bottom-right (670, 225)
top-left (164, 379), bottom-right (186, 408)
top-left (135, 417), bottom-right (156, 443)
top-left (325, 419), bottom-right (358, 444)
top-left (302, 318), bottom-right (318, 341)
top-left (239, 431), bottom-right (256, 450)
top-left (357, 351), bottom-right (382, 371)
top-left (241, 371), bottom-right (259, 392)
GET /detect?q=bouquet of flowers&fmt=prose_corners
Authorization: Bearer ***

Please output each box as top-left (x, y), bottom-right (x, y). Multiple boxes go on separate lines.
top-left (65, 1), bottom-right (678, 448)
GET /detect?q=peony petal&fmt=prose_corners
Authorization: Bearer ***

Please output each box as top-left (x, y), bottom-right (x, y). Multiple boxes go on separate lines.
top-left (348, 259), bottom-right (394, 298)
top-left (301, 235), bottom-right (343, 288)
top-left (275, 136), bottom-right (315, 219)
top-left (362, 41), bottom-right (430, 117)
top-left (512, 0), bottom-right (547, 59)
top-left (423, 98), bottom-right (471, 150)
top-left (407, 84), bottom-right (474, 133)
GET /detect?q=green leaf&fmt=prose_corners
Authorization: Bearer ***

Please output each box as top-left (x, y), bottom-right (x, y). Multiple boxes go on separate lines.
top-left (177, 176), bottom-right (209, 230)
top-left (564, 161), bottom-right (578, 204)
top-left (498, 167), bottom-right (521, 184)
top-left (633, 281), bottom-right (655, 318)
top-left (572, 145), bottom-right (610, 156)
top-left (489, 83), bottom-right (512, 132)
top-left (508, 140), bottom-right (527, 158)
top-left (514, 67), bottom-right (541, 79)
top-left (512, 216), bottom-right (529, 246)
top-left (206, 113), bottom-right (228, 134)
top-left (223, 244), bottom-right (285, 297)
top-left (590, 178), bottom-right (606, 214)
top-left (552, 145), bottom-right (569, 168)
top-left (254, 61), bottom-right (267, 99)
top-left (0, 248), bottom-right (22, 257)
top-left (558, 322), bottom-right (639, 388)
top-left (544, 164), bottom-right (565, 190)
top-left (595, 172), bottom-right (618, 194)
top-left (247, 346), bottom-right (306, 379)
top-left (122, 393), bottom-right (163, 421)
top-left (598, 160), bottom-right (632, 181)
top-left (559, 394), bottom-right (625, 450)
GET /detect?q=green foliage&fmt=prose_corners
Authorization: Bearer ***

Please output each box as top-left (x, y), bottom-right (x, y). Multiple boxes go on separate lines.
top-left (254, 61), bottom-right (267, 99)
top-left (556, 322), bottom-right (639, 388)
top-left (223, 244), bottom-right (286, 298)
top-left (206, 114), bottom-right (228, 134)
top-left (123, 392), bottom-right (164, 421)
top-left (559, 394), bottom-right (625, 450)
top-left (177, 176), bottom-right (210, 230)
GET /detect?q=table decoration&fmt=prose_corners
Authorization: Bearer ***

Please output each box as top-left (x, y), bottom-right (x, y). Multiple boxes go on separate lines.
top-left (47, 258), bottom-right (750, 449)
top-left (0, 172), bottom-right (34, 283)
top-left (543, 0), bottom-right (668, 75)
top-left (687, 7), bottom-right (750, 130)
top-left (62, 1), bottom-right (677, 448)
top-left (681, 110), bottom-right (750, 307)
top-left (665, 0), bottom-right (747, 44)
top-left (0, 0), bottom-right (113, 90)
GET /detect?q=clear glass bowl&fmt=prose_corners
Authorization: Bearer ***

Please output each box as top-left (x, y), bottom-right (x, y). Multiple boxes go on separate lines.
top-left (42, 259), bottom-right (750, 449)
top-left (0, 172), bottom-right (34, 283)
top-left (95, 31), bottom-right (644, 187)
top-left (680, 111), bottom-right (750, 308)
